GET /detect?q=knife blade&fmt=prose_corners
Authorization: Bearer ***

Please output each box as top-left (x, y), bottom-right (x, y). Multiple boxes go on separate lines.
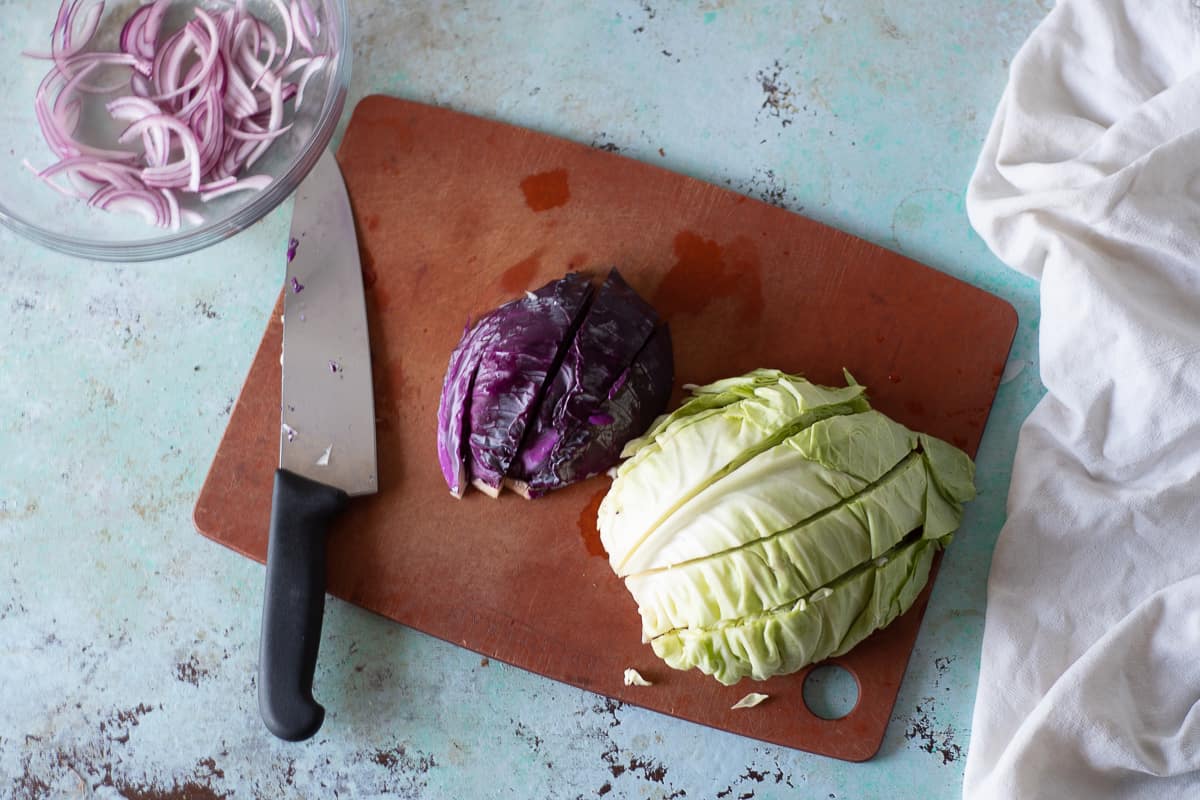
top-left (258, 149), bottom-right (377, 742)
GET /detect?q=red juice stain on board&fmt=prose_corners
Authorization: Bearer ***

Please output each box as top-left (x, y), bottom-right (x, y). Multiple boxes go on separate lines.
top-left (520, 169), bottom-right (570, 212)
top-left (367, 214), bottom-right (381, 232)
top-left (652, 231), bottom-right (764, 322)
top-left (500, 250), bottom-right (543, 293)
top-left (361, 251), bottom-right (379, 289)
top-left (578, 487), bottom-right (608, 557)
top-left (888, 373), bottom-right (903, 384)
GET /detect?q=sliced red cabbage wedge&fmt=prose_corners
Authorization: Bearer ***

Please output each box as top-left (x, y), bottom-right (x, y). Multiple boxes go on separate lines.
top-left (436, 273), bottom-right (593, 497)
top-left (436, 318), bottom-right (500, 497)
top-left (462, 272), bottom-right (594, 496)
top-left (509, 269), bottom-right (671, 498)
top-left (527, 322), bottom-right (673, 496)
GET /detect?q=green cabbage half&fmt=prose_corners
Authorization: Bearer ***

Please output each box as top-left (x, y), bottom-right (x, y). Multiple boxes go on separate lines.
top-left (597, 369), bottom-right (975, 685)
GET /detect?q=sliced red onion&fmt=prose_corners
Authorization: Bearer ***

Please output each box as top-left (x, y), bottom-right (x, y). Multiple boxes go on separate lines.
top-left (36, 63), bottom-right (140, 160)
top-left (279, 56), bottom-right (313, 79)
top-left (26, 0), bottom-right (335, 229)
top-left (107, 96), bottom-right (168, 165)
top-left (23, 158), bottom-right (86, 199)
top-left (38, 156), bottom-right (143, 189)
top-left (200, 175), bottom-right (272, 202)
top-left (149, 28), bottom-right (187, 100)
top-left (190, 88), bottom-right (225, 176)
top-left (161, 187), bottom-right (181, 230)
top-left (60, 98), bottom-right (82, 136)
top-left (254, 20), bottom-right (282, 71)
top-left (269, 0), bottom-right (296, 62)
top-left (106, 94), bottom-right (164, 119)
top-left (130, 73), bottom-right (151, 97)
top-left (223, 62), bottom-right (260, 120)
top-left (292, 55), bottom-right (327, 111)
top-left (226, 124), bottom-right (292, 142)
top-left (150, 8), bottom-right (220, 103)
top-left (299, 0), bottom-right (320, 36)
top-left (233, 20), bottom-right (270, 89)
top-left (200, 176), bottom-right (236, 191)
top-left (119, 1), bottom-right (169, 63)
top-left (90, 186), bottom-right (171, 227)
top-left (31, 0), bottom-right (107, 75)
top-left (119, 115), bottom-right (201, 192)
top-left (290, 2), bottom-right (314, 55)
top-left (245, 76), bottom-right (283, 169)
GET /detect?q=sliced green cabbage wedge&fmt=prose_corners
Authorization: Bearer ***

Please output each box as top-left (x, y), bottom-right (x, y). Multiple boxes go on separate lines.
top-left (598, 370), bottom-right (975, 685)
top-left (598, 371), bottom-right (870, 574)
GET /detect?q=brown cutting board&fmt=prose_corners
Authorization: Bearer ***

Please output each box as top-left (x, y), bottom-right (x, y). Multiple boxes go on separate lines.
top-left (194, 95), bottom-right (1016, 761)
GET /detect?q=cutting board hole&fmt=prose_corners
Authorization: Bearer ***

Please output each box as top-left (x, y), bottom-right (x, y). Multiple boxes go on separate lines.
top-left (802, 664), bottom-right (859, 720)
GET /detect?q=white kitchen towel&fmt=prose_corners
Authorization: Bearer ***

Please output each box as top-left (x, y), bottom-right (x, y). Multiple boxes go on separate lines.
top-left (963, 0), bottom-right (1200, 797)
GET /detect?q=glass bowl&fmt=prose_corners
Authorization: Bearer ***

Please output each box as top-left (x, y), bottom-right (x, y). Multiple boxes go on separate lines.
top-left (0, 0), bottom-right (350, 261)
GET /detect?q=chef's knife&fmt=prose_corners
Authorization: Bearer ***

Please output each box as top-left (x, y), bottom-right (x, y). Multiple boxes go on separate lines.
top-left (258, 150), bottom-right (377, 742)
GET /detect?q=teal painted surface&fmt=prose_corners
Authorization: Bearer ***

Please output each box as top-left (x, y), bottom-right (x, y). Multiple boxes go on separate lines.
top-left (0, 2), bottom-right (1047, 798)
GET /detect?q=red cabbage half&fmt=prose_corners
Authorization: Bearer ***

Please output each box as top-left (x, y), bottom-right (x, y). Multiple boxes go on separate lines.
top-left (436, 269), bottom-right (673, 499)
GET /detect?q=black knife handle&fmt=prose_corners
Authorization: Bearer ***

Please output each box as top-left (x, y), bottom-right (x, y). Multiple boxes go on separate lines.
top-left (258, 468), bottom-right (349, 741)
